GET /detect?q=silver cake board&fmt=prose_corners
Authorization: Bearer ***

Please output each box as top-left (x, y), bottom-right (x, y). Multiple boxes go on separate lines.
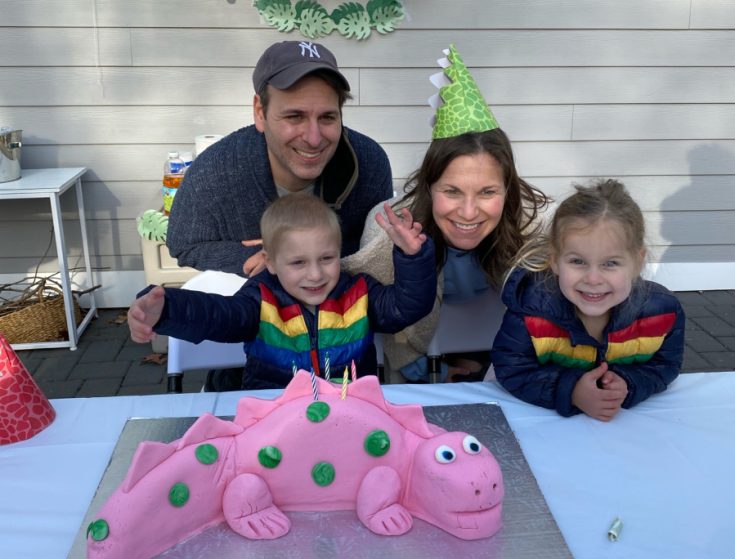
top-left (69, 404), bottom-right (572, 559)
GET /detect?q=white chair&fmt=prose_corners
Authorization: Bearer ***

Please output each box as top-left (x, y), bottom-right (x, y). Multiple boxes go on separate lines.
top-left (166, 270), bottom-right (247, 393)
top-left (426, 287), bottom-right (505, 383)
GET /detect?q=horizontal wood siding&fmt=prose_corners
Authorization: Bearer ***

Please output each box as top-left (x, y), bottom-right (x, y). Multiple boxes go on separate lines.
top-left (1, 0), bottom-right (734, 288)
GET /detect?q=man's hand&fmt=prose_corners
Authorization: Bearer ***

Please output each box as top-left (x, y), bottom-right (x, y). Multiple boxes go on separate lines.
top-left (127, 286), bottom-right (166, 343)
top-left (375, 203), bottom-right (427, 256)
top-left (571, 362), bottom-right (627, 421)
top-left (241, 239), bottom-right (266, 277)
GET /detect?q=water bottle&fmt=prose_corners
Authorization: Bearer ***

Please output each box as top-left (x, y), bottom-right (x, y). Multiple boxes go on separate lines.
top-left (162, 151), bottom-right (185, 215)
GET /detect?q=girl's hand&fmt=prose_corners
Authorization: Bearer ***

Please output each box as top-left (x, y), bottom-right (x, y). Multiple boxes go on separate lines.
top-left (375, 203), bottom-right (427, 256)
top-left (127, 286), bottom-right (166, 343)
top-left (572, 362), bottom-right (626, 421)
top-left (600, 369), bottom-right (629, 395)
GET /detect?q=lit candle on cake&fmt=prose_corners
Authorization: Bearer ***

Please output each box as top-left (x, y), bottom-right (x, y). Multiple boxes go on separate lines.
top-left (310, 368), bottom-right (319, 400)
top-left (351, 359), bottom-right (357, 383)
top-left (341, 365), bottom-right (348, 400)
top-left (324, 353), bottom-right (330, 381)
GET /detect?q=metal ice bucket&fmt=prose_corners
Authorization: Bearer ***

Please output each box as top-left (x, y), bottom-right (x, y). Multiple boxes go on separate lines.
top-left (0, 128), bottom-right (22, 183)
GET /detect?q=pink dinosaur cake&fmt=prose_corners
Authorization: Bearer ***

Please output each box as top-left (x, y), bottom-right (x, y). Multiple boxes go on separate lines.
top-left (86, 372), bottom-right (504, 558)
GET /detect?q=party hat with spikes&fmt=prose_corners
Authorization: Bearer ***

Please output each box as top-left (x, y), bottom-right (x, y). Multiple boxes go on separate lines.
top-left (428, 44), bottom-right (499, 139)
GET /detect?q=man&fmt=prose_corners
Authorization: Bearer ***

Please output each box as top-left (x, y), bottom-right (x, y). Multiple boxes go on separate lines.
top-left (167, 40), bottom-right (394, 276)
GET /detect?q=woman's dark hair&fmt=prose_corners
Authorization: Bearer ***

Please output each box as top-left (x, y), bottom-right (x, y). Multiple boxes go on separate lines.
top-left (401, 128), bottom-right (549, 288)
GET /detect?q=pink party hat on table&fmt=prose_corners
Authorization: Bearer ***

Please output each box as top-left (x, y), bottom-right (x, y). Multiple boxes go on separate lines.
top-left (0, 333), bottom-right (56, 445)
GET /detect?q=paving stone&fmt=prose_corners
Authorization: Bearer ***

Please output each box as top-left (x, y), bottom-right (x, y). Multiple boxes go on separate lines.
top-left (39, 379), bottom-right (83, 399)
top-left (32, 354), bottom-right (83, 382)
top-left (681, 346), bottom-right (711, 372)
top-left (718, 337), bottom-right (735, 351)
top-left (117, 383), bottom-right (167, 396)
top-left (684, 330), bottom-right (726, 352)
top-left (688, 316), bottom-right (735, 337)
top-left (685, 318), bottom-right (701, 332)
top-left (68, 360), bottom-right (130, 381)
top-left (701, 291), bottom-right (735, 306)
top-left (680, 304), bottom-right (713, 319)
top-left (76, 378), bottom-right (123, 398)
top-left (78, 339), bottom-right (125, 363)
top-left (700, 352), bottom-right (735, 370)
top-left (117, 343), bottom-right (158, 362)
top-left (674, 291), bottom-right (710, 305)
top-left (121, 364), bottom-right (166, 386)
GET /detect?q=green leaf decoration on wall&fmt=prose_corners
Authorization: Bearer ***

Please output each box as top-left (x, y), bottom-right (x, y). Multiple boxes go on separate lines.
top-left (296, 1), bottom-right (336, 38)
top-left (253, 0), bottom-right (404, 40)
top-left (137, 209), bottom-right (169, 243)
top-left (255, 0), bottom-right (298, 32)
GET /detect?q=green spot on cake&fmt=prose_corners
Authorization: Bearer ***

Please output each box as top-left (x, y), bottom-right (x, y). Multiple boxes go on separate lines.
top-left (312, 461), bottom-right (336, 486)
top-left (306, 401), bottom-right (330, 423)
top-left (87, 519), bottom-right (109, 541)
top-left (195, 443), bottom-right (218, 465)
top-left (168, 482), bottom-right (190, 507)
top-left (364, 429), bottom-right (391, 457)
top-left (258, 445), bottom-right (282, 468)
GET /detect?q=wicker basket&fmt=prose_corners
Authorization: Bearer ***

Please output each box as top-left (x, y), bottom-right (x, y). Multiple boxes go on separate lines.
top-left (0, 280), bottom-right (83, 344)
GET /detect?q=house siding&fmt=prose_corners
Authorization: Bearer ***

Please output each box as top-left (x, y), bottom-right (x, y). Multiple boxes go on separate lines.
top-left (1, 0), bottom-right (733, 290)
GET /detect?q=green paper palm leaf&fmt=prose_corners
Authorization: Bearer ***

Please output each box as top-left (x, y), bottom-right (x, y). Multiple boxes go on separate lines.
top-left (137, 210), bottom-right (169, 243)
top-left (367, 0), bottom-right (404, 33)
top-left (332, 2), bottom-right (371, 40)
top-left (297, 2), bottom-right (336, 38)
top-left (255, 0), bottom-right (297, 32)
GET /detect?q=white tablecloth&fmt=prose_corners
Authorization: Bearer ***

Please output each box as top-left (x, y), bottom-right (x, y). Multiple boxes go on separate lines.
top-left (2, 373), bottom-right (734, 559)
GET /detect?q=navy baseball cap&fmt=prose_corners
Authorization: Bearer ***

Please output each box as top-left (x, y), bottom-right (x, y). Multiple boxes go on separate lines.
top-left (252, 40), bottom-right (350, 93)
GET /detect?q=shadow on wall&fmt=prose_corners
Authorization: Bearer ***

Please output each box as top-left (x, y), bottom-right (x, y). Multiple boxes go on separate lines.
top-left (658, 143), bottom-right (735, 268)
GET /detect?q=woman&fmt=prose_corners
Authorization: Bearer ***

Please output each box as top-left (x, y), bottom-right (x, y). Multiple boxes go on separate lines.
top-left (343, 127), bottom-right (549, 382)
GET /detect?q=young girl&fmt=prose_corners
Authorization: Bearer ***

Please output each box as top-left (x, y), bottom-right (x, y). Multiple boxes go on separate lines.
top-left (491, 179), bottom-right (685, 421)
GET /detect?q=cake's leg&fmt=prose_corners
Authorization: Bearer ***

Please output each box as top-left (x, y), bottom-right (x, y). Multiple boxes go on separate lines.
top-left (222, 473), bottom-right (290, 539)
top-left (356, 466), bottom-right (413, 536)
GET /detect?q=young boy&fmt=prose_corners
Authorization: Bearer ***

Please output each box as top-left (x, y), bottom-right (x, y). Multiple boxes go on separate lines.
top-left (128, 195), bottom-right (436, 389)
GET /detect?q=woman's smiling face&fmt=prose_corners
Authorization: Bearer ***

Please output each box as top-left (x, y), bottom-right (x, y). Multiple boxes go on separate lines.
top-left (430, 153), bottom-right (506, 251)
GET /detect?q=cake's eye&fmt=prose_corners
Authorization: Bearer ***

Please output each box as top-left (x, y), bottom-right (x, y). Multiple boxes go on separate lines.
top-left (435, 445), bottom-right (456, 464)
top-left (463, 435), bottom-right (482, 455)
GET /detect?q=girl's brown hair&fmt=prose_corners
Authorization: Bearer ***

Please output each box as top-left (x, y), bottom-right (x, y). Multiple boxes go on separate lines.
top-left (512, 178), bottom-right (646, 275)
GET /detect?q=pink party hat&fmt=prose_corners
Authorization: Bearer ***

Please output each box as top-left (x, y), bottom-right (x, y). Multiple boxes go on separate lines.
top-left (0, 333), bottom-right (56, 445)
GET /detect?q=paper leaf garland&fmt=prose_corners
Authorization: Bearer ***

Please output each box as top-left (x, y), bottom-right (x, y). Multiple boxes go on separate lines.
top-left (430, 44), bottom-right (499, 140)
top-left (137, 209), bottom-right (169, 243)
top-left (253, 0), bottom-right (404, 40)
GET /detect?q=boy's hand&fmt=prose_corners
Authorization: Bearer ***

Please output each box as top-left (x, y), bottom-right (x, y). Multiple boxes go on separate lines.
top-left (241, 239), bottom-right (266, 277)
top-left (127, 286), bottom-right (166, 343)
top-left (572, 362), bottom-right (626, 421)
top-left (376, 203), bottom-right (427, 256)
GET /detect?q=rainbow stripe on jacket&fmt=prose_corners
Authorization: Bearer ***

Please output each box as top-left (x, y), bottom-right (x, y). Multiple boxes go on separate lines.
top-left (246, 279), bottom-right (372, 374)
top-left (524, 312), bottom-right (677, 369)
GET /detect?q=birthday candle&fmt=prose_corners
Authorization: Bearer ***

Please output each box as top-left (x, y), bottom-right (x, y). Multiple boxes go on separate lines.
top-left (341, 365), bottom-right (348, 400)
top-left (351, 359), bottom-right (357, 383)
top-left (324, 353), bottom-right (331, 381)
top-left (292, 361), bottom-right (297, 376)
top-left (310, 368), bottom-right (319, 401)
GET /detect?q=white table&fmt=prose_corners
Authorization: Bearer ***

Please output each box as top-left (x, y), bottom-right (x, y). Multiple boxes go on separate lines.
top-left (0, 168), bottom-right (97, 349)
top-left (1, 372), bottom-right (733, 559)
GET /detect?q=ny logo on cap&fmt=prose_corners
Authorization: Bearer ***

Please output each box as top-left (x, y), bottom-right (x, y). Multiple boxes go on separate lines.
top-left (298, 41), bottom-right (320, 59)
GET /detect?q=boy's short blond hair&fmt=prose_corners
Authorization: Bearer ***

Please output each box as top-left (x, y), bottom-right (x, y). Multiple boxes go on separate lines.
top-left (260, 194), bottom-right (342, 255)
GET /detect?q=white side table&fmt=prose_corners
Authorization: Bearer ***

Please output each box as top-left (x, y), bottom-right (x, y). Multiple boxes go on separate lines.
top-left (0, 167), bottom-right (98, 350)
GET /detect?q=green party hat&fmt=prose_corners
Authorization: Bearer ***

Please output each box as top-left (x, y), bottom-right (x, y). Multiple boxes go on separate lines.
top-left (429, 44), bottom-right (499, 139)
